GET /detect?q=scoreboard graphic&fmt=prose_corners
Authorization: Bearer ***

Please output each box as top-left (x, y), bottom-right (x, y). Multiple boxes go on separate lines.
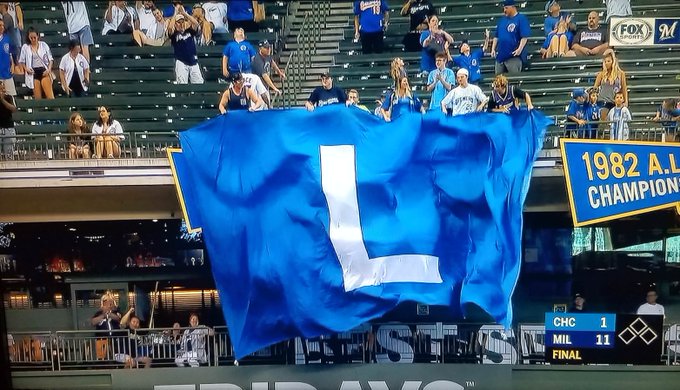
top-left (545, 313), bottom-right (664, 364)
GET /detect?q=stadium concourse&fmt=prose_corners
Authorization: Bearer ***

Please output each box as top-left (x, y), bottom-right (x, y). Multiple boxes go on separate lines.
top-left (7, 0), bottom-right (680, 145)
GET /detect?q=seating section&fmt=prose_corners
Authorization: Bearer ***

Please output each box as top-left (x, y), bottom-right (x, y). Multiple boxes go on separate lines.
top-left (13, 1), bottom-right (287, 135)
top-left (325, 0), bottom-right (680, 124)
top-left (11, 0), bottom-right (680, 141)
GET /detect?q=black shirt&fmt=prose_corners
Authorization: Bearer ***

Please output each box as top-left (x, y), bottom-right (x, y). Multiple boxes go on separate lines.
top-left (406, 0), bottom-right (435, 32)
top-left (308, 86), bottom-right (347, 108)
top-left (171, 28), bottom-right (199, 66)
top-left (251, 53), bottom-right (272, 78)
top-left (92, 309), bottom-right (122, 332)
top-left (0, 95), bottom-right (15, 128)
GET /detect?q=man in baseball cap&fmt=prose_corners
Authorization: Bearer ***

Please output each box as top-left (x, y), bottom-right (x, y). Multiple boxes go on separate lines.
top-left (440, 68), bottom-right (489, 116)
top-left (304, 70), bottom-right (348, 111)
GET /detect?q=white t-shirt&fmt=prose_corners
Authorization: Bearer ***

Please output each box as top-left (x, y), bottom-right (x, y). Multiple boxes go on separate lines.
top-left (637, 303), bottom-right (665, 317)
top-left (102, 5), bottom-right (137, 36)
top-left (92, 119), bottom-right (125, 140)
top-left (242, 72), bottom-right (269, 110)
top-left (59, 52), bottom-right (90, 91)
top-left (203, 2), bottom-right (228, 33)
top-left (440, 84), bottom-right (489, 116)
top-left (137, 5), bottom-right (155, 34)
top-left (61, 1), bottom-right (90, 34)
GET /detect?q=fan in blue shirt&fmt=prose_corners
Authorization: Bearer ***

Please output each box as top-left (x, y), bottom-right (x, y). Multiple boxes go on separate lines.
top-left (566, 88), bottom-right (589, 135)
top-left (222, 28), bottom-right (256, 76)
top-left (354, 0), bottom-right (390, 33)
top-left (228, 0), bottom-right (255, 21)
top-left (451, 32), bottom-right (489, 85)
top-left (493, 0), bottom-right (531, 67)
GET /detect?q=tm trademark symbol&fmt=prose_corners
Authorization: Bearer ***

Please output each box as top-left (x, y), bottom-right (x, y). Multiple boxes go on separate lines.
top-left (465, 381), bottom-right (475, 387)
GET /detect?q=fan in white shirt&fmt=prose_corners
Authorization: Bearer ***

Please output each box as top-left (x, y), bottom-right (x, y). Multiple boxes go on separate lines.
top-left (242, 72), bottom-right (270, 110)
top-left (202, 1), bottom-right (228, 33)
top-left (135, 1), bottom-right (156, 34)
top-left (637, 290), bottom-right (665, 317)
top-left (58, 39), bottom-right (90, 97)
top-left (440, 68), bottom-right (489, 116)
top-left (102, 1), bottom-right (139, 36)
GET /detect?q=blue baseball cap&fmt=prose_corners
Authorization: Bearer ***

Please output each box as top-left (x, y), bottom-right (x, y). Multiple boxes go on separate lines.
top-left (572, 88), bottom-right (586, 98)
top-left (503, 0), bottom-right (516, 6)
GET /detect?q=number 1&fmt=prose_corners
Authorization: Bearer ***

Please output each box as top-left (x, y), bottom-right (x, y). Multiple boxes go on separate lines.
top-left (600, 317), bottom-right (607, 328)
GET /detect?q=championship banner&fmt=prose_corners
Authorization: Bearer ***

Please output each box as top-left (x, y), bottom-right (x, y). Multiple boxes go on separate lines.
top-left (560, 139), bottom-right (680, 226)
top-left (610, 17), bottom-right (680, 46)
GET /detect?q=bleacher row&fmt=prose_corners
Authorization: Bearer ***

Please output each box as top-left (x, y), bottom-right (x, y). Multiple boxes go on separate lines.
top-left (11, 1), bottom-right (287, 136)
top-left (9, 1), bottom-right (680, 144)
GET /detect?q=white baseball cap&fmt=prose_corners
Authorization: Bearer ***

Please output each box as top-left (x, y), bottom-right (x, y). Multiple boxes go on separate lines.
top-left (456, 68), bottom-right (469, 77)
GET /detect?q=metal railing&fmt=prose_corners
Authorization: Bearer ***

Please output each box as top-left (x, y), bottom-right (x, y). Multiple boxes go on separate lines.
top-left (9, 321), bottom-right (679, 370)
top-left (0, 132), bottom-right (179, 162)
top-left (0, 119), bottom-right (677, 163)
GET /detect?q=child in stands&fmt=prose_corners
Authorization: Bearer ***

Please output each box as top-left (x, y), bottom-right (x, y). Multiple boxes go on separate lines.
top-left (608, 91), bottom-right (631, 141)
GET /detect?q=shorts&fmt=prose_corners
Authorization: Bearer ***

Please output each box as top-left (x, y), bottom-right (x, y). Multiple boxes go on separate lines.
top-left (2, 78), bottom-right (16, 96)
top-left (70, 25), bottom-right (95, 46)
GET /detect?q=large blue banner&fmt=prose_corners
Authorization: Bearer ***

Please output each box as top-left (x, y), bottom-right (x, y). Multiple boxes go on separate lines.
top-left (169, 106), bottom-right (550, 358)
top-left (561, 139), bottom-right (680, 226)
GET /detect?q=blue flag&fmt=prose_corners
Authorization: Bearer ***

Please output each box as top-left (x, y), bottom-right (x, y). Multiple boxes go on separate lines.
top-left (170, 106), bottom-right (550, 358)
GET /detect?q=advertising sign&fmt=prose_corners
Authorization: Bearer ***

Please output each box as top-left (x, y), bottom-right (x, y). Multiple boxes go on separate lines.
top-left (560, 139), bottom-right (680, 227)
top-left (610, 17), bottom-right (680, 46)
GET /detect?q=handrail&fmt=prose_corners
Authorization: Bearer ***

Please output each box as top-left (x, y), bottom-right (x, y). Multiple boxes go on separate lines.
top-left (7, 322), bottom-right (680, 369)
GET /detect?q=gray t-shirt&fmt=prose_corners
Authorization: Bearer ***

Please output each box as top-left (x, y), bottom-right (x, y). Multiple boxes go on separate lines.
top-left (251, 53), bottom-right (272, 78)
top-left (573, 26), bottom-right (608, 49)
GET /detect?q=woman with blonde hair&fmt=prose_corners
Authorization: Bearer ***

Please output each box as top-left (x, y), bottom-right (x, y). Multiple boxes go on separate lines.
top-left (593, 48), bottom-right (628, 120)
top-left (389, 57), bottom-right (407, 88)
top-left (67, 112), bottom-right (91, 159)
top-left (380, 75), bottom-right (424, 122)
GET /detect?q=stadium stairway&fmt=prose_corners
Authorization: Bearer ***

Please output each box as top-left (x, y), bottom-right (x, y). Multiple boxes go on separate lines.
top-left (13, 1), bottom-right (289, 136)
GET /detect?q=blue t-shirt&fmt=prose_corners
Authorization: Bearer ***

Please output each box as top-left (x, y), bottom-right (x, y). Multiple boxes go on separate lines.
top-left (544, 12), bottom-right (570, 36)
top-left (453, 49), bottom-right (484, 83)
top-left (495, 13), bottom-right (531, 64)
top-left (381, 92), bottom-right (422, 118)
top-left (354, 0), bottom-right (389, 33)
top-left (427, 67), bottom-right (455, 110)
top-left (419, 30), bottom-right (437, 72)
top-left (163, 5), bottom-right (192, 18)
top-left (171, 28), bottom-right (199, 66)
top-left (222, 40), bottom-right (257, 73)
top-left (585, 101), bottom-right (601, 131)
top-left (566, 100), bottom-right (587, 131)
top-left (228, 0), bottom-right (254, 21)
top-left (0, 34), bottom-right (11, 79)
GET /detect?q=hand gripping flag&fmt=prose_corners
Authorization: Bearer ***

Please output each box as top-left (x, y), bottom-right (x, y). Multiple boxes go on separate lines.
top-left (168, 106), bottom-right (551, 358)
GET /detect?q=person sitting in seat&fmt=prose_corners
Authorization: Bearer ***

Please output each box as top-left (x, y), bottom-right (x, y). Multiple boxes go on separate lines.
top-left (175, 313), bottom-right (214, 367)
top-left (191, 3), bottom-right (214, 46)
top-left (91, 106), bottom-right (125, 158)
top-left (67, 112), bottom-right (91, 159)
top-left (120, 312), bottom-right (152, 369)
top-left (102, 1), bottom-right (139, 36)
top-left (133, 7), bottom-right (168, 47)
